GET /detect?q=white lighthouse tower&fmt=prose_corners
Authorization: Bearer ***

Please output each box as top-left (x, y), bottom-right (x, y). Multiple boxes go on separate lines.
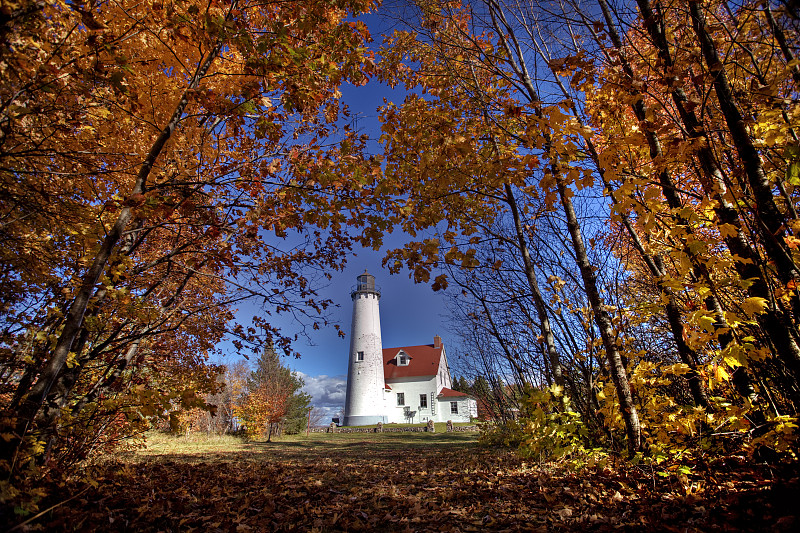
top-left (343, 271), bottom-right (387, 426)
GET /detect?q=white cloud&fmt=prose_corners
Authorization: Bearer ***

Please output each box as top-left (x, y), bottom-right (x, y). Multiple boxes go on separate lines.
top-left (296, 372), bottom-right (346, 422)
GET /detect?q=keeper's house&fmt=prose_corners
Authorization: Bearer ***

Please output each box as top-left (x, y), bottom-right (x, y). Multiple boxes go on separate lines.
top-left (381, 336), bottom-right (477, 424)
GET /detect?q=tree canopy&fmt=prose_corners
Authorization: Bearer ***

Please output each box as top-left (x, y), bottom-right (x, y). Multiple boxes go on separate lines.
top-left (3, 0), bottom-right (800, 522)
top-left (1, 0), bottom-right (381, 510)
top-left (374, 0), bottom-right (800, 460)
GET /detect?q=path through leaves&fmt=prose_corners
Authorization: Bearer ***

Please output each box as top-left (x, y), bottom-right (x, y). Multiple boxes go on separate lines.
top-left (34, 433), bottom-right (800, 531)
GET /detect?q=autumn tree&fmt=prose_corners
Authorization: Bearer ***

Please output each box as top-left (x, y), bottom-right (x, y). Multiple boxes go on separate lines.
top-left (581, 0), bottom-right (800, 412)
top-left (376, 0), bottom-right (643, 453)
top-left (168, 359), bottom-right (252, 434)
top-left (373, 0), bottom-right (800, 460)
top-left (236, 344), bottom-right (308, 441)
top-left (0, 0), bottom-right (383, 512)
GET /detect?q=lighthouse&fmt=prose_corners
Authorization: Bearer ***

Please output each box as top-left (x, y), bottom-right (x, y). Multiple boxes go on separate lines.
top-left (343, 271), bottom-right (387, 426)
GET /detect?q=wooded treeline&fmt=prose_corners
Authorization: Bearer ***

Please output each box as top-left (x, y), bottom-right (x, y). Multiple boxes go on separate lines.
top-left (167, 350), bottom-right (318, 439)
top-left (377, 0), bottom-right (800, 461)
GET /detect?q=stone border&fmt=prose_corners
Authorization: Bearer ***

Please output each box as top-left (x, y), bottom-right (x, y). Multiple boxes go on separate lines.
top-left (313, 423), bottom-right (479, 434)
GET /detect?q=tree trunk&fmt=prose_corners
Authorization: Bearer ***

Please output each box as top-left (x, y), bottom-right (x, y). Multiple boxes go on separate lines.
top-left (485, 0), bottom-right (641, 451)
top-left (764, 4), bottom-right (800, 86)
top-left (634, 0), bottom-right (800, 393)
top-left (555, 175), bottom-right (642, 455)
top-left (690, 1), bottom-right (799, 289)
top-left (504, 182), bottom-right (564, 395)
top-left (589, 0), bottom-right (714, 407)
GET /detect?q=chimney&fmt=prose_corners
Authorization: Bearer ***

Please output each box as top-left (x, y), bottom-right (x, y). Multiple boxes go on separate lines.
top-left (433, 335), bottom-right (442, 348)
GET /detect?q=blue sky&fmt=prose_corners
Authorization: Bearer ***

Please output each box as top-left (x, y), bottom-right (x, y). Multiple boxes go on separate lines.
top-left (215, 10), bottom-right (454, 417)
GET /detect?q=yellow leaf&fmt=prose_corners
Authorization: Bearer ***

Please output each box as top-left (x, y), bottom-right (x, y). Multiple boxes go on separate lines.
top-left (666, 363), bottom-right (691, 376)
top-left (596, 390), bottom-right (606, 401)
top-left (722, 344), bottom-right (746, 368)
top-left (786, 235), bottom-right (800, 250)
top-left (741, 296), bottom-right (768, 317)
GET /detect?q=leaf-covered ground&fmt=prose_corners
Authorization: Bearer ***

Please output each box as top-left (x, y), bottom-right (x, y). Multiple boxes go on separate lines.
top-left (25, 432), bottom-right (800, 531)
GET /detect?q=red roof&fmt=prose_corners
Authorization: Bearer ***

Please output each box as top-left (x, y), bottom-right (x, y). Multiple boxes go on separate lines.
top-left (437, 387), bottom-right (469, 398)
top-left (383, 344), bottom-right (442, 379)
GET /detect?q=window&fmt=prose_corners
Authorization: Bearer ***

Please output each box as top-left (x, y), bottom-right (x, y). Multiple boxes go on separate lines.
top-left (397, 393), bottom-right (405, 406)
top-left (397, 351), bottom-right (409, 366)
top-left (419, 394), bottom-right (427, 409)
top-left (450, 401), bottom-right (458, 414)
top-left (356, 351), bottom-right (364, 361)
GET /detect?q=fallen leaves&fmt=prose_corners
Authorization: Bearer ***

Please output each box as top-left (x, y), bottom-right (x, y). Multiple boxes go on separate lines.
top-left (18, 433), bottom-right (800, 532)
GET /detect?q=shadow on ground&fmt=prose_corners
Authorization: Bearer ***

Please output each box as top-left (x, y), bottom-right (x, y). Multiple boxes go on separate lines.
top-left (26, 433), bottom-right (800, 532)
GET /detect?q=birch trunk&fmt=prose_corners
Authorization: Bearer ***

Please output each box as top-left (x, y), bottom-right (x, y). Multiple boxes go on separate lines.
top-left (555, 175), bottom-right (642, 455)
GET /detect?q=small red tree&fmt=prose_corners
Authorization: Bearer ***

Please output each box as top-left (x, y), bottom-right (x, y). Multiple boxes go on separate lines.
top-left (235, 345), bottom-right (303, 441)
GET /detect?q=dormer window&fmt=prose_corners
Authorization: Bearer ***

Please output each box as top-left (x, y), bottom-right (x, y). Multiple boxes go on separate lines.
top-left (397, 351), bottom-right (409, 366)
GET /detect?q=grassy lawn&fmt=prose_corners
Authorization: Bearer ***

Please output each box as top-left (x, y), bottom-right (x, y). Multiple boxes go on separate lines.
top-left (132, 431), bottom-right (253, 457)
top-left (129, 429), bottom-right (481, 465)
top-left (32, 430), bottom-right (799, 532)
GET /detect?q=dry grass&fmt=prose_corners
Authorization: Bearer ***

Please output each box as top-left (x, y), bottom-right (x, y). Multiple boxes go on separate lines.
top-left (126, 429), bottom-right (480, 465)
top-left (132, 431), bottom-right (253, 458)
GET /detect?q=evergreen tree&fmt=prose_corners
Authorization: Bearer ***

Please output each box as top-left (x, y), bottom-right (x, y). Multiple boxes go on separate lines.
top-left (236, 343), bottom-right (308, 441)
top-left (472, 376), bottom-right (491, 399)
top-left (453, 376), bottom-right (471, 394)
top-left (283, 382), bottom-right (312, 435)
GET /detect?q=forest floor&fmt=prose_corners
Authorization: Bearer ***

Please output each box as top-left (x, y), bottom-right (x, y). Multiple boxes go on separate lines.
top-left (20, 431), bottom-right (800, 532)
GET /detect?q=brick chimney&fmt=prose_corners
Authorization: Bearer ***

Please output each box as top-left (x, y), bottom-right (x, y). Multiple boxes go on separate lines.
top-left (433, 335), bottom-right (442, 348)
